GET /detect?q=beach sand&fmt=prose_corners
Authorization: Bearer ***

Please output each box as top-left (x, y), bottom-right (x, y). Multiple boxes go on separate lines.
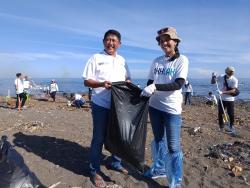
top-left (0, 95), bottom-right (249, 188)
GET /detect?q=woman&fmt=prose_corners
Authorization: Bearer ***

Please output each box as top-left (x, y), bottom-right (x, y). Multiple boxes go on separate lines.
top-left (141, 27), bottom-right (188, 188)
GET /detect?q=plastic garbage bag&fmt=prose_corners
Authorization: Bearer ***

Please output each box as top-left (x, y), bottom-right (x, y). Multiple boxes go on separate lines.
top-left (165, 152), bottom-right (183, 188)
top-left (0, 135), bottom-right (44, 188)
top-left (151, 139), bottom-right (168, 175)
top-left (105, 82), bottom-right (149, 172)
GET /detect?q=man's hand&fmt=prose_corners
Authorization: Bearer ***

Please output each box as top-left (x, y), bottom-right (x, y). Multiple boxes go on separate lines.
top-left (102, 81), bottom-right (112, 89)
top-left (140, 84), bottom-right (156, 97)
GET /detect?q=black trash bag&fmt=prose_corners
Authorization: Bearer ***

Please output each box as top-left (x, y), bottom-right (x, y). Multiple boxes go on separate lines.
top-left (105, 82), bottom-right (149, 172)
top-left (0, 135), bottom-right (44, 188)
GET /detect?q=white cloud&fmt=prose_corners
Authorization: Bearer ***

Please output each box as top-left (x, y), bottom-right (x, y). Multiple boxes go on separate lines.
top-left (189, 68), bottom-right (215, 78)
top-left (0, 52), bottom-right (89, 63)
top-left (0, 12), bottom-right (100, 37)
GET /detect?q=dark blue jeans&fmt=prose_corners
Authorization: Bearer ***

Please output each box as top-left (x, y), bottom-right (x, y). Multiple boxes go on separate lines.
top-left (74, 100), bottom-right (84, 108)
top-left (184, 92), bottom-right (192, 105)
top-left (50, 91), bottom-right (57, 101)
top-left (89, 102), bottom-right (123, 176)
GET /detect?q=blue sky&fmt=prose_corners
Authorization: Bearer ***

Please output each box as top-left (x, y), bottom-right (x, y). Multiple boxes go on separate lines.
top-left (0, 0), bottom-right (249, 79)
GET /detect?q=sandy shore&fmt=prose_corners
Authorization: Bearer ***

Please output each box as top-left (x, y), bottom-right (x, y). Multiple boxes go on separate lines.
top-left (0, 95), bottom-right (249, 188)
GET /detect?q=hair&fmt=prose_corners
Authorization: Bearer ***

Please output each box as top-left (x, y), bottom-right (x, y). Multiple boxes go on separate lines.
top-left (103, 29), bottom-right (121, 41)
top-left (16, 73), bottom-right (21, 77)
top-left (174, 41), bottom-right (180, 58)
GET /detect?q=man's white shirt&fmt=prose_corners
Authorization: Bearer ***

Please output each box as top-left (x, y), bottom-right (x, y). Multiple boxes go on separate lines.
top-left (15, 78), bottom-right (24, 94)
top-left (217, 74), bottom-right (238, 101)
top-left (82, 51), bottom-right (131, 109)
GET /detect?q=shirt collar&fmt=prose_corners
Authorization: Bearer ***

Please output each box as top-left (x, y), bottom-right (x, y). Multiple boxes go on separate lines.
top-left (102, 50), bottom-right (117, 57)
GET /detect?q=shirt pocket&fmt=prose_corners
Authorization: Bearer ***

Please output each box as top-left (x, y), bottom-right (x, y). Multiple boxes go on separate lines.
top-left (96, 63), bottom-right (111, 80)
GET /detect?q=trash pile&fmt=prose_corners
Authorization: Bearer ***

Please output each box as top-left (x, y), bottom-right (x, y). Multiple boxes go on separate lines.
top-left (188, 126), bottom-right (202, 136)
top-left (206, 141), bottom-right (250, 165)
top-left (205, 141), bottom-right (250, 177)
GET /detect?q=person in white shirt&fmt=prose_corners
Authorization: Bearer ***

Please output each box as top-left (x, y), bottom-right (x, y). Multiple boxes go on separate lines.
top-left (49, 79), bottom-right (59, 102)
top-left (23, 76), bottom-right (32, 93)
top-left (211, 66), bottom-right (238, 135)
top-left (14, 73), bottom-right (27, 109)
top-left (183, 81), bottom-right (193, 105)
top-left (72, 93), bottom-right (85, 108)
top-left (205, 91), bottom-right (218, 106)
top-left (82, 29), bottom-right (131, 188)
top-left (141, 27), bottom-right (188, 188)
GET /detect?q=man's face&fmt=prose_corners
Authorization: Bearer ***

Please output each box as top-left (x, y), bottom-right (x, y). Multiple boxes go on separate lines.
top-left (103, 34), bottom-right (121, 56)
top-left (226, 71), bottom-right (234, 77)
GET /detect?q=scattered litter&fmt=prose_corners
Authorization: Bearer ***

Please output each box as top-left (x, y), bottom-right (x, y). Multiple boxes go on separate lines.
top-left (48, 181), bottom-right (61, 188)
top-left (228, 164), bottom-right (243, 177)
top-left (16, 121), bottom-right (46, 132)
top-left (188, 126), bottom-right (201, 135)
top-left (229, 157), bottom-right (234, 162)
top-left (241, 175), bottom-right (250, 186)
top-left (106, 184), bottom-right (123, 188)
top-left (205, 141), bottom-right (250, 167)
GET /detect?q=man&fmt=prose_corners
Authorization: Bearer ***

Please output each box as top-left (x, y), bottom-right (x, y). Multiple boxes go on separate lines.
top-left (82, 29), bottom-right (131, 188)
top-left (211, 66), bottom-right (238, 136)
top-left (14, 73), bottom-right (27, 110)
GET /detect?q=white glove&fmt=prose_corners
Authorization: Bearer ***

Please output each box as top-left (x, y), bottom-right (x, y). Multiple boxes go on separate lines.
top-left (140, 84), bottom-right (156, 97)
top-left (216, 89), bottom-right (222, 95)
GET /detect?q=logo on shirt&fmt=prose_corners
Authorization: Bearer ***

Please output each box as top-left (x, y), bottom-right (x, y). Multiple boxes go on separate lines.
top-left (154, 67), bottom-right (176, 76)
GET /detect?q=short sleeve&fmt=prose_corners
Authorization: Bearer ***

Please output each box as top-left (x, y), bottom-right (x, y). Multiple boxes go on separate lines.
top-left (82, 56), bottom-right (96, 80)
top-left (175, 55), bottom-right (189, 80)
top-left (125, 62), bottom-right (131, 80)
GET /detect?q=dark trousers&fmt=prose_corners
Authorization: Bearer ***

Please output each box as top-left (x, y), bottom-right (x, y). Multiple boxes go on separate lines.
top-left (16, 93), bottom-right (27, 108)
top-left (89, 102), bottom-right (122, 175)
top-left (184, 92), bottom-right (192, 105)
top-left (218, 100), bottom-right (234, 128)
top-left (50, 91), bottom-right (57, 101)
top-left (74, 100), bottom-right (84, 108)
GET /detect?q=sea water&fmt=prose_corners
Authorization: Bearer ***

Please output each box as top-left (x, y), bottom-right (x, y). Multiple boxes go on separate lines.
top-left (1, 78), bottom-right (250, 101)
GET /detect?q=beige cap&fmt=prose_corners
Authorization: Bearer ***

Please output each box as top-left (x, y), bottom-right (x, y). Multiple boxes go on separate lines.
top-left (225, 66), bottom-right (235, 73)
top-left (156, 27), bottom-right (181, 42)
